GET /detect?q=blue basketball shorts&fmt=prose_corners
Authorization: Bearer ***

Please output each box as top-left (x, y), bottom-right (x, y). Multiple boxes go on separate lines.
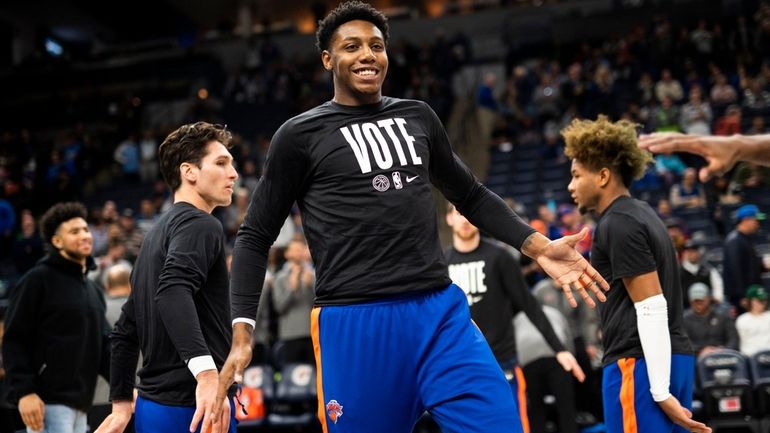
top-left (602, 354), bottom-right (695, 433)
top-left (310, 283), bottom-right (524, 433)
top-left (134, 395), bottom-right (237, 433)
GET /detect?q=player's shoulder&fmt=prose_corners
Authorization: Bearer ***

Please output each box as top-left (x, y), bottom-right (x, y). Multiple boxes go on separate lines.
top-left (166, 203), bottom-right (223, 234)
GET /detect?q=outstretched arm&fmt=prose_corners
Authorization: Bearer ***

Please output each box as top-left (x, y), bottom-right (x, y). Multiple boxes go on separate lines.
top-left (639, 133), bottom-right (770, 182)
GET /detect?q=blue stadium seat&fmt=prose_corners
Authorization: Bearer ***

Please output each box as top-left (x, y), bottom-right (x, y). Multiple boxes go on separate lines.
top-left (697, 349), bottom-right (760, 432)
top-left (267, 363), bottom-right (318, 428)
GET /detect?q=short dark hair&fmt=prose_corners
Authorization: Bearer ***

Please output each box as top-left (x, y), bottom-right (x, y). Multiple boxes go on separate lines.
top-left (315, 1), bottom-right (389, 52)
top-left (39, 202), bottom-right (88, 245)
top-left (158, 122), bottom-right (232, 192)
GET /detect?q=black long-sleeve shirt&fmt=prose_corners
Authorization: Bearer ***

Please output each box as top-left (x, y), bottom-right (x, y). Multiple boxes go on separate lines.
top-left (109, 202), bottom-right (231, 405)
top-left (231, 97), bottom-right (535, 321)
top-left (445, 240), bottom-right (565, 362)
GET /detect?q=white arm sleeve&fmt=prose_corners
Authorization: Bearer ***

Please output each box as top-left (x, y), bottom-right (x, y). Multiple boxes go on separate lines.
top-left (634, 294), bottom-right (671, 402)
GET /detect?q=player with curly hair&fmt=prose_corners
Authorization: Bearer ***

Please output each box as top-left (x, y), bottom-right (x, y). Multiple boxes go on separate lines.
top-left (563, 116), bottom-right (710, 433)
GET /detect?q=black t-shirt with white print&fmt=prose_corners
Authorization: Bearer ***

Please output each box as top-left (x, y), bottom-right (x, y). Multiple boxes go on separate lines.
top-left (445, 239), bottom-right (565, 362)
top-left (231, 97), bottom-right (535, 320)
top-left (591, 196), bottom-right (693, 365)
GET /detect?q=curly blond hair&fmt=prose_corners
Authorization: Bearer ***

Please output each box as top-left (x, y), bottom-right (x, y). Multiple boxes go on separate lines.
top-left (562, 115), bottom-right (652, 187)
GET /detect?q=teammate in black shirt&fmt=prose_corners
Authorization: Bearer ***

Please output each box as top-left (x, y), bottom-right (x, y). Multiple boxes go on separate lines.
top-left (95, 123), bottom-right (239, 433)
top-left (563, 116), bottom-right (710, 433)
top-left (445, 204), bottom-right (585, 431)
top-left (218, 3), bottom-right (608, 432)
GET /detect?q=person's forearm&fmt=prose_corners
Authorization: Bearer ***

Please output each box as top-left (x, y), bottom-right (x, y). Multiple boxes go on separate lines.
top-left (739, 134), bottom-right (770, 166)
top-left (231, 322), bottom-right (253, 349)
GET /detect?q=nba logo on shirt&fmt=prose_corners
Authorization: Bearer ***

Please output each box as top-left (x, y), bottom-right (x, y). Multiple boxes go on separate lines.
top-left (326, 400), bottom-right (344, 423)
top-left (392, 172), bottom-right (403, 189)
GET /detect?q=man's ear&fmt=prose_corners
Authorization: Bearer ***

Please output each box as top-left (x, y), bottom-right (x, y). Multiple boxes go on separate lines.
top-left (598, 167), bottom-right (612, 188)
top-left (322, 50), bottom-right (333, 71)
top-left (180, 162), bottom-right (197, 184)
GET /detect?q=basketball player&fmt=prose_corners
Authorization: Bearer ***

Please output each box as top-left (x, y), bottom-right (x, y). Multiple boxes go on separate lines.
top-left (95, 122), bottom-right (238, 433)
top-left (563, 116), bottom-right (710, 433)
top-left (445, 204), bottom-right (585, 433)
top-left (217, 3), bottom-right (608, 432)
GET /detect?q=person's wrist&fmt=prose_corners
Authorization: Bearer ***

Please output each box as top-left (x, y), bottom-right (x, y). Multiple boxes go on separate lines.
top-left (195, 369), bottom-right (218, 382)
top-left (522, 232), bottom-right (549, 259)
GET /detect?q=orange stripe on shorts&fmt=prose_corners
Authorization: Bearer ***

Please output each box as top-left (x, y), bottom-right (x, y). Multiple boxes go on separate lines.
top-left (310, 307), bottom-right (327, 433)
top-left (515, 366), bottom-right (530, 433)
top-left (618, 358), bottom-right (637, 433)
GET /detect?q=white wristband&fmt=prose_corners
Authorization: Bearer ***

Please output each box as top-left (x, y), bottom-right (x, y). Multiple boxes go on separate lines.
top-left (186, 355), bottom-right (216, 378)
top-left (634, 294), bottom-right (671, 402)
top-left (232, 317), bottom-right (256, 329)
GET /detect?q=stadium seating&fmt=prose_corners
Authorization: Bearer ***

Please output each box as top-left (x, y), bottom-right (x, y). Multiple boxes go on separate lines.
top-left (697, 349), bottom-right (760, 432)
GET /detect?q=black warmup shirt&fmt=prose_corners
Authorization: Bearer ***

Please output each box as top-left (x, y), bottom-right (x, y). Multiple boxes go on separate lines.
top-left (445, 240), bottom-right (565, 362)
top-left (591, 196), bottom-right (693, 366)
top-left (231, 97), bottom-right (535, 320)
top-left (110, 202), bottom-right (232, 405)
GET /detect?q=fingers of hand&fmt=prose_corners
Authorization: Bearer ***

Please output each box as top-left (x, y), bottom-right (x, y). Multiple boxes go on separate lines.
top-left (561, 284), bottom-right (577, 308)
top-left (572, 279), bottom-right (596, 308)
top-left (189, 407), bottom-right (204, 433)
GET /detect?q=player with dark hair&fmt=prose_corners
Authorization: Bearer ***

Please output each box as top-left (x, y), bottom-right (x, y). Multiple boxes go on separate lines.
top-left (445, 203), bottom-right (585, 433)
top-left (3, 201), bottom-right (110, 433)
top-left (563, 116), bottom-right (710, 433)
top-left (217, 2), bottom-right (608, 432)
top-left (95, 122), bottom-right (239, 433)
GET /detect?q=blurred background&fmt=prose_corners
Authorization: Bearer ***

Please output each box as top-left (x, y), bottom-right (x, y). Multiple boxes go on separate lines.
top-left (1, 0), bottom-right (770, 432)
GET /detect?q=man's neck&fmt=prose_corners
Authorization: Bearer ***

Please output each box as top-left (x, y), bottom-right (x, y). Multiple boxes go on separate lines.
top-left (59, 250), bottom-right (87, 271)
top-left (453, 234), bottom-right (480, 253)
top-left (596, 188), bottom-right (630, 215)
top-left (174, 189), bottom-right (213, 214)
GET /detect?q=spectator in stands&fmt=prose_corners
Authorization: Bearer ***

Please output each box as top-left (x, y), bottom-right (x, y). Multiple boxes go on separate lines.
top-left (742, 77), bottom-right (770, 111)
top-left (679, 239), bottom-right (725, 308)
top-left (655, 68), bottom-right (684, 103)
top-left (709, 74), bottom-right (738, 106)
top-left (537, 203), bottom-right (562, 240)
top-left (713, 104), bottom-right (742, 136)
top-left (735, 284), bottom-right (770, 356)
top-left (669, 167), bottom-right (707, 209)
top-left (222, 187), bottom-right (250, 239)
top-left (651, 95), bottom-right (681, 132)
top-left (90, 237), bottom-right (132, 291)
top-left (636, 72), bottom-right (656, 106)
top-left (477, 72), bottom-right (500, 144)
top-left (268, 237), bottom-right (315, 365)
top-left (723, 204), bottom-right (768, 310)
top-left (682, 282), bottom-right (739, 357)
top-left (558, 204), bottom-right (592, 257)
top-left (116, 209), bottom-right (144, 262)
top-left (655, 152), bottom-right (687, 185)
top-left (746, 115), bottom-right (768, 135)
top-left (515, 305), bottom-right (578, 433)
top-left (113, 134), bottom-right (140, 182)
top-left (135, 199), bottom-right (158, 234)
top-left (679, 85), bottom-right (712, 135)
top-left (11, 210), bottom-right (43, 276)
top-left (531, 276), bottom-right (602, 420)
top-left (138, 130), bottom-right (158, 184)
top-left (730, 162), bottom-right (770, 194)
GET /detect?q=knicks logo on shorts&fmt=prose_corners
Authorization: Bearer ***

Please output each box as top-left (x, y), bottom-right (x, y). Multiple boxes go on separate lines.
top-left (326, 399), bottom-right (343, 424)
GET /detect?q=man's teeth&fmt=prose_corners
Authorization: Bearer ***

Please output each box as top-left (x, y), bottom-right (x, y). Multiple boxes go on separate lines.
top-left (356, 69), bottom-right (376, 76)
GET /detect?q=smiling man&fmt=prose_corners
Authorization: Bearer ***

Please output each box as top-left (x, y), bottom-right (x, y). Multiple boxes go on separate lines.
top-left (3, 202), bottom-right (110, 433)
top-left (218, 2), bottom-right (608, 433)
top-left (563, 116), bottom-right (710, 433)
top-left (95, 122), bottom-right (239, 433)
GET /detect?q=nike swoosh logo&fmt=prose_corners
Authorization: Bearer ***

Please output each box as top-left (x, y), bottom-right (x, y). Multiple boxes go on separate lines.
top-left (406, 175), bottom-right (419, 182)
